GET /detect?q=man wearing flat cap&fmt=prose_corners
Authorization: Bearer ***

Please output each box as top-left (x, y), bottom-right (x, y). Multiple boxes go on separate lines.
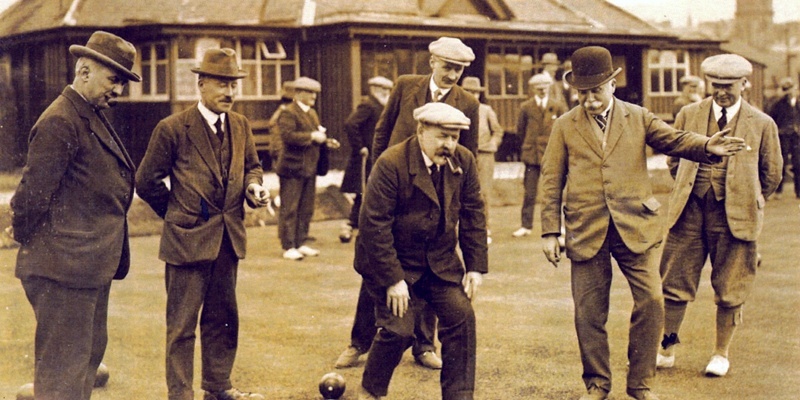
top-left (538, 46), bottom-right (748, 400)
top-left (657, 53), bottom-right (782, 380)
top-left (768, 77), bottom-right (800, 199)
top-left (136, 48), bottom-right (269, 400)
top-left (11, 30), bottom-right (139, 399)
top-left (275, 76), bottom-right (340, 261)
top-left (355, 102), bottom-right (487, 400)
top-left (372, 36), bottom-right (480, 163)
top-left (672, 75), bottom-right (704, 119)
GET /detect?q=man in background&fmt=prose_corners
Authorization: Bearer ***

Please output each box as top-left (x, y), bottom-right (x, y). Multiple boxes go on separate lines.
top-left (672, 75), bottom-right (704, 119)
top-left (768, 77), bottom-right (800, 199)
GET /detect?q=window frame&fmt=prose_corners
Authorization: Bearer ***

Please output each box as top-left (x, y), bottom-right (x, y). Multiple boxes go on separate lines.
top-left (647, 49), bottom-right (690, 97)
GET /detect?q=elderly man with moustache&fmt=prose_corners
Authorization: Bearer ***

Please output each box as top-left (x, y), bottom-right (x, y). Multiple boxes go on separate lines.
top-left (657, 54), bottom-right (782, 378)
top-left (136, 48), bottom-right (269, 400)
top-left (11, 30), bottom-right (140, 400)
top-left (538, 46), bottom-right (747, 400)
top-left (355, 102), bottom-right (487, 400)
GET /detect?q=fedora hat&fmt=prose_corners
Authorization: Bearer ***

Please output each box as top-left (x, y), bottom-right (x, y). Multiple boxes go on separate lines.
top-left (69, 31), bottom-right (141, 82)
top-left (564, 46), bottom-right (621, 91)
top-left (461, 76), bottom-right (485, 92)
top-left (191, 48), bottom-right (248, 79)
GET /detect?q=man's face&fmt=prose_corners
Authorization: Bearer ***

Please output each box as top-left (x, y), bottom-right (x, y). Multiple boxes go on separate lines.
top-left (532, 85), bottom-right (549, 98)
top-left (543, 64), bottom-right (558, 77)
top-left (82, 61), bottom-right (127, 110)
top-left (418, 124), bottom-right (459, 166)
top-left (369, 85), bottom-right (391, 103)
top-left (199, 76), bottom-right (237, 113)
top-left (295, 89), bottom-right (317, 107)
top-left (430, 56), bottom-right (465, 89)
top-left (577, 80), bottom-right (615, 115)
top-left (683, 83), bottom-right (699, 96)
top-left (710, 78), bottom-right (745, 108)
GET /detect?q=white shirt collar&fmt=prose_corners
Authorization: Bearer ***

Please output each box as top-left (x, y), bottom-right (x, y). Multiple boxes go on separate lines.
top-left (296, 99), bottom-right (311, 113)
top-left (197, 101), bottom-right (225, 130)
top-left (421, 147), bottom-right (435, 171)
top-left (712, 97), bottom-right (742, 121)
top-left (429, 76), bottom-right (452, 99)
top-left (601, 98), bottom-right (614, 118)
top-left (536, 95), bottom-right (548, 107)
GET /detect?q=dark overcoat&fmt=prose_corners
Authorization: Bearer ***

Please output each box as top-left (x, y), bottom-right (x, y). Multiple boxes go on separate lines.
top-left (275, 101), bottom-right (324, 178)
top-left (341, 95), bottom-right (383, 194)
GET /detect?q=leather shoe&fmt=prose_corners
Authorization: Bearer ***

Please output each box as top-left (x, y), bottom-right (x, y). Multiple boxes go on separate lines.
top-left (335, 346), bottom-right (365, 368)
top-left (415, 351), bottom-right (443, 369)
top-left (203, 388), bottom-right (265, 400)
top-left (704, 354), bottom-right (730, 377)
top-left (626, 388), bottom-right (660, 400)
top-left (580, 385), bottom-right (608, 400)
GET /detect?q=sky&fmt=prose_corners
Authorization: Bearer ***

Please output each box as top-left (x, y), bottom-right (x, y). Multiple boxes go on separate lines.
top-left (0, 0), bottom-right (798, 26)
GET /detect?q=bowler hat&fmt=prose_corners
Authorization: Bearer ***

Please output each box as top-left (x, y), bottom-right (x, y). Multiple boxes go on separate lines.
top-left (564, 46), bottom-right (621, 91)
top-left (191, 48), bottom-right (248, 79)
top-left (69, 31), bottom-right (141, 82)
top-left (461, 76), bottom-right (485, 92)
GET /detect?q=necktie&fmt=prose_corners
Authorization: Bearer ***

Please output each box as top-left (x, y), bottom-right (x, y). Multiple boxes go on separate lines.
top-left (717, 107), bottom-right (727, 131)
top-left (430, 165), bottom-right (444, 204)
top-left (433, 89), bottom-right (442, 102)
top-left (594, 113), bottom-right (607, 131)
top-left (214, 115), bottom-right (224, 142)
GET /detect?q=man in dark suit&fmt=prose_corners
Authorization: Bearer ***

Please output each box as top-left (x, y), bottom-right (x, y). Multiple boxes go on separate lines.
top-left (539, 46), bottom-right (747, 400)
top-left (355, 102), bottom-right (488, 400)
top-left (274, 76), bottom-right (339, 260)
top-left (768, 77), bottom-right (800, 199)
top-left (11, 31), bottom-right (140, 400)
top-left (372, 36), bottom-right (480, 161)
top-left (136, 48), bottom-right (269, 400)
top-left (657, 54), bottom-right (782, 378)
top-left (338, 76), bottom-right (394, 243)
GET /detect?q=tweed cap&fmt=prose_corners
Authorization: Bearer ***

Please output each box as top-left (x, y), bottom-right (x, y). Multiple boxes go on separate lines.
top-left (429, 37), bottom-right (475, 66)
top-left (780, 77), bottom-right (796, 91)
top-left (293, 76), bottom-right (322, 92)
top-left (528, 73), bottom-right (553, 88)
top-left (461, 76), bottom-right (486, 92)
top-left (679, 75), bottom-right (702, 86)
top-left (69, 31), bottom-right (141, 82)
top-left (367, 76), bottom-right (393, 89)
top-left (701, 54), bottom-right (752, 84)
top-left (413, 102), bottom-right (470, 130)
top-left (541, 52), bottom-right (560, 65)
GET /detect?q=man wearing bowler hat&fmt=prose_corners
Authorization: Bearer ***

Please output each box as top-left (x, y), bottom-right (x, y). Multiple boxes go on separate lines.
top-left (11, 30), bottom-right (139, 399)
top-left (657, 54), bottom-right (782, 378)
top-left (136, 48), bottom-right (269, 400)
top-left (538, 46), bottom-right (747, 400)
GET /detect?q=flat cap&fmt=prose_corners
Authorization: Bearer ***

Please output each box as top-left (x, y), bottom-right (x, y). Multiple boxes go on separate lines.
top-left (701, 54), bottom-right (752, 84)
top-left (679, 75), bottom-right (702, 85)
top-left (367, 76), bottom-right (393, 89)
top-left (541, 52), bottom-right (560, 65)
top-left (429, 37), bottom-right (475, 66)
top-left (413, 102), bottom-right (471, 130)
top-left (780, 77), bottom-right (796, 90)
top-left (528, 73), bottom-right (553, 88)
top-left (293, 76), bottom-right (321, 92)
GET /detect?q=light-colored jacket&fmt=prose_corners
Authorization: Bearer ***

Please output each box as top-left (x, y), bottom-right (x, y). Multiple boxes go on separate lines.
top-left (477, 103), bottom-right (504, 153)
top-left (666, 97), bottom-right (782, 241)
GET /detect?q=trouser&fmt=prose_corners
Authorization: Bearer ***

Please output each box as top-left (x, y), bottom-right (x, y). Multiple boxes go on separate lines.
top-left (278, 174), bottom-right (317, 249)
top-left (22, 277), bottom-right (111, 400)
top-left (361, 272), bottom-right (476, 400)
top-left (165, 233), bottom-right (240, 400)
top-left (776, 133), bottom-right (800, 196)
top-left (348, 193), bottom-right (363, 228)
top-left (570, 220), bottom-right (663, 392)
top-left (476, 152), bottom-right (495, 229)
top-left (349, 279), bottom-right (437, 355)
top-left (520, 164), bottom-right (541, 229)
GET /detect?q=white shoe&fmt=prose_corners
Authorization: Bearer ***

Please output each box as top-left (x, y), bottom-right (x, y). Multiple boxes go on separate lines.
top-left (487, 236), bottom-right (492, 245)
top-left (283, 248), bottom-right (304, 260)
top-left (704, 354), bottom-right (730, 377)
top-left (656, 352), bottom-right (675, 369)
top-left (512, 227), bottom-right (532, 237)
top-left (297, 245), bottom-right (320, 257)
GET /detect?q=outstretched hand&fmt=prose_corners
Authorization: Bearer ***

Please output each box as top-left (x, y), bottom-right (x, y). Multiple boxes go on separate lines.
top-left (706, 128), bottom-right (746, 156)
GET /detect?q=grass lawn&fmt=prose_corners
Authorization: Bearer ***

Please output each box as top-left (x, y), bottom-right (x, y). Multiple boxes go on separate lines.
top-left (0, 196), bottom-right (799, 399)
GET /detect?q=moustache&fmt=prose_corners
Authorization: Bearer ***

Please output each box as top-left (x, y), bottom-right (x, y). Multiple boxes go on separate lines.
top-left (436, 148), bottom-right (452, 157)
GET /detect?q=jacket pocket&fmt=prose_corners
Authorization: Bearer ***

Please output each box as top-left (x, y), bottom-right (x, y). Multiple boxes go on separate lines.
top-left (164, 211), bottom-right (202, 229)
top-left (642, 197), bottom-right (661, 214)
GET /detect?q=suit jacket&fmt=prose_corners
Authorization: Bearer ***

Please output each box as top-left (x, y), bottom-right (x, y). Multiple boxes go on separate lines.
top-left (539, 98), bottom-right (716, 262)
top-left (135, 106), bottom-right (263, 266)
top-left (12, 86), bottom-right (134, 288)
top-left (667, 98), bottom-right (782, 241)
top-left (768, 94), bottom-right (800, 136)
top-left (371, 74), bottom-right (480, 163)
top-left (517, 96), bottom-right (568, 165)
top-left (354, 136), bottom-right (488, 288)
top-left (275, 101), bottom-right (323, 178)
top-left (341, 95), bottom-right (383, 193)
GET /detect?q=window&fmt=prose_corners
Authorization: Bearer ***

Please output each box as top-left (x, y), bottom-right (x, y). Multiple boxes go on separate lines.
top-left (121, 43), bottom-right (169, 100)
top-left (648, 50), bottom-right (689, 96)
top-left (486, 45), bottom-right (554, 99)
top-left (173, 36), bottom-right (298, 101)
top-left (359, 42), bottom-right (431, 95)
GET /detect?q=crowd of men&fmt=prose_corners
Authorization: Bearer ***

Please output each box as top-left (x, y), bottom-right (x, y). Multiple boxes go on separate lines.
top-left (8, 29), bottom-right (791, 400)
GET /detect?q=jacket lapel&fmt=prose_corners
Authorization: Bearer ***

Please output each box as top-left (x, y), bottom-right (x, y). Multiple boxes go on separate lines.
top-left (603, 100), bottom-right (628, 157)
top-left (414, 75), bottom-right (431, 108)
top-left (442, 154), bottom-right (463, 214)
top-left (573, 110), bottom-right (604, 158)
top-left (186, 107), bottom-right (223, 185)
top-left (408, 138), bottom-right (440, 205)
top-left (63, 87), bottom-right (133, 170)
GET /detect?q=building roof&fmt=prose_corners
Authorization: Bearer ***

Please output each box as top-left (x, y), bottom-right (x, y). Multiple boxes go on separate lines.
top-left (0, 0), bottom-right (675, 42)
